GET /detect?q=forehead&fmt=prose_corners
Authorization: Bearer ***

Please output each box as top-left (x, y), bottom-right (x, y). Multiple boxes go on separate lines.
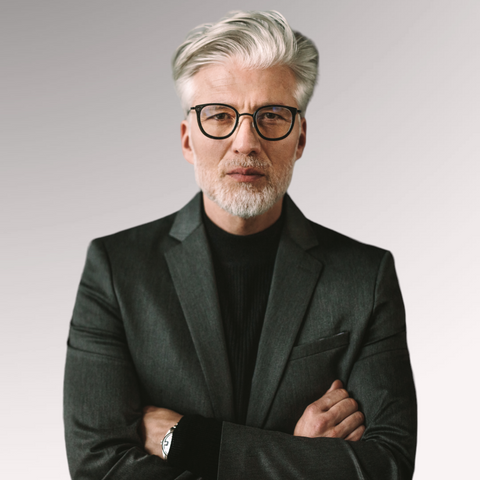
top-left (190, 60), bottom-right (298, 108)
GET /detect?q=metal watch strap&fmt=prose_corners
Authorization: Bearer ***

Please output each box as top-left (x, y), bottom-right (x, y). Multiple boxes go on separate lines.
top-left (161, 422), bottom-right (178, 461)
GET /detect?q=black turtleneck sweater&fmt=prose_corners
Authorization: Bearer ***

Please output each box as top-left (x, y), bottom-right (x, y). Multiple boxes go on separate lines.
top-left (168, 207), bottom-right (283, 479)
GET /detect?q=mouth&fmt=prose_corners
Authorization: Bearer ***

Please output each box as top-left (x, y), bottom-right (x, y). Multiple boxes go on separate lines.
top-left (226, 168), bottom-right (265, 183)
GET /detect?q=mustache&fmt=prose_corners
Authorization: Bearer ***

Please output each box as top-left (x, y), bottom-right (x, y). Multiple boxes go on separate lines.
top-left (221, 156), bottom-right (271, 170)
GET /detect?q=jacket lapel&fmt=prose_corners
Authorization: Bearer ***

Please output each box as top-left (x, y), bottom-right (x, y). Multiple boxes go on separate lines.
top-left (246, 196), bottom-right (323, 427)
top-left (164, 193), bottom-right (235, 422)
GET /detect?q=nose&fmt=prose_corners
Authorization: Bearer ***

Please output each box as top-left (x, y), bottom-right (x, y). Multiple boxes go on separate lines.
top-left (231, 114), bottom-right (262, 156)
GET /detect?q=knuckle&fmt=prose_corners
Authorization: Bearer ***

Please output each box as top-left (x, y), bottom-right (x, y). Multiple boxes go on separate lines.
top-left (338, 389), bottom-right (349, 398)
top-left (322, 398), bottom-right (332, 411)
top-left (348, 398), bottom-right (358, 410)
top-left (305, 403), bottom-right (322, 419)
top-left (313, 417), bottom-right (328, 434)
top-left (327, 426), bottom-right (337, 438)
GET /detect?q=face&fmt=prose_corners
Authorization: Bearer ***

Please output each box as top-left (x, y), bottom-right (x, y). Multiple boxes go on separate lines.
top-left (180, 60), bottom-right (307, 219)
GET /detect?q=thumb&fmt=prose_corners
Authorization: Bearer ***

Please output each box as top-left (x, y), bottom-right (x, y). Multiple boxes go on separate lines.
top-left (327, 379), bottom-right (343, 393)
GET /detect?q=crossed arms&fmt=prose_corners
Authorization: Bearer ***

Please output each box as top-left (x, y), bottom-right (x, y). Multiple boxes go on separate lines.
top-left (142, 379), bottom-right (365, 463)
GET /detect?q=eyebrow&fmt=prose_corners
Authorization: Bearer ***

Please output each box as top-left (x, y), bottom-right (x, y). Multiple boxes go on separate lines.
top-left (202, 102), bottom-right (292, 109)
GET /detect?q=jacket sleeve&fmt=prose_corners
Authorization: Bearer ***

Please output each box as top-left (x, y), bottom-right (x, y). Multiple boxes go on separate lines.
top-left (63, 238), bottom-right (200, 480)
top-left (216, 251), bottom-right (417, 480)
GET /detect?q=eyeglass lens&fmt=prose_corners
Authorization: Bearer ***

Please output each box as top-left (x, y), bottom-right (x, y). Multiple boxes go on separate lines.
top-left (199, 105), bottom-right (294, 139)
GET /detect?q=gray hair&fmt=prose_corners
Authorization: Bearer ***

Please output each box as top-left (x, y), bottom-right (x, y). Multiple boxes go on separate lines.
top-left (172, 10), bottom-right (319, 116)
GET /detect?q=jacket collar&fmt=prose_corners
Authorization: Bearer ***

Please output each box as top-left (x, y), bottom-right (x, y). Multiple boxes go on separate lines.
top-left (169, 191), bottom-right (319, 251)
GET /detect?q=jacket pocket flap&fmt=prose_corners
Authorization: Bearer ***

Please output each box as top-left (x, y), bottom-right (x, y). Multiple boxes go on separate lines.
top-left (290, 331), bottom-right (350, 361)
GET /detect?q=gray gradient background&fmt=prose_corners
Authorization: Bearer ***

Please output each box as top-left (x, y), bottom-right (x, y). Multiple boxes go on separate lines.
top-left (1, 0), bottom-right (479, 478)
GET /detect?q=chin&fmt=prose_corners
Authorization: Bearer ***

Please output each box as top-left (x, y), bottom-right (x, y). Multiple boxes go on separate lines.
top-left (206, 180), bottom-right (287, 219)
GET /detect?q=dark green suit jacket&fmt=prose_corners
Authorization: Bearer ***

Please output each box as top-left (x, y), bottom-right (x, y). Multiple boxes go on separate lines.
top-left (64, 193), bottom-right (417, 479)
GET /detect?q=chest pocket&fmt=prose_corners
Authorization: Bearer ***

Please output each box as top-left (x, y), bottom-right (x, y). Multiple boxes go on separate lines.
top-left (290, 331), bottom-right (350, 361)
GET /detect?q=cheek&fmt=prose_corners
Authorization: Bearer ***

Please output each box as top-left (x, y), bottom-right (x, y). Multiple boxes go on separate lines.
top-left (268, 142), bottom-right (298, 165)
top-left (192, 137), bottom-right (230, 165)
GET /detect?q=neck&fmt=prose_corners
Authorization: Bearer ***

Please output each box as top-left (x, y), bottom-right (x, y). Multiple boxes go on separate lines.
top-left (203, 194), bottom-right (283, 235)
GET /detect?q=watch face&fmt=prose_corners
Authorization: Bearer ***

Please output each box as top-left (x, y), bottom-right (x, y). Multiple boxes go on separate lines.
top-left (162, 431), bottom-right (173, 456)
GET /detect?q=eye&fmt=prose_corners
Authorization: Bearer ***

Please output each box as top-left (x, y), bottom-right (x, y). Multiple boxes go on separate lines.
top-left (257, 110), bottom-right (288, 123)
top-left (210, 112), bottom-right (232, 121)
top-left (201, 106), bottom-right (236, 123)
top-left (263, 112), bottom-right (280, 120)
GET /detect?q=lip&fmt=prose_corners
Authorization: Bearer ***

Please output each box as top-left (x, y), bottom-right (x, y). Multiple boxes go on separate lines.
top-left (227, 168), bottom-right (264, 176)
top-left (227, 168), bottom-right (265, 183)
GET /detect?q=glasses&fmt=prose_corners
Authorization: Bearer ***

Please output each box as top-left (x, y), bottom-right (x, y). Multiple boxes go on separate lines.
top-left (190, 103), bottom-right (301, 141)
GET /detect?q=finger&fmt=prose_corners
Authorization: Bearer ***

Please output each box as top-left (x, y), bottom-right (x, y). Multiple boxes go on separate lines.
top-left (327, 379), bottom-right (343, 393)
top-left (332, 409), bottom-right (364, 439)
top-left (312, 387), bottom-right (349, 411)
top-left (328, 397), bottom-right (360, 425)
top-left (345, 424), bottom-right (366, 442)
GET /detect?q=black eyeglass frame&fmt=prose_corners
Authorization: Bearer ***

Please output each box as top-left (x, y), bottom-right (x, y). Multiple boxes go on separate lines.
top-left (190, 103), bottom-right (301, 141)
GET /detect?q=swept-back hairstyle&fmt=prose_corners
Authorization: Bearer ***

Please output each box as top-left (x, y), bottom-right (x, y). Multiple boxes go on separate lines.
top-left (172, 10), bottom-right (319, 116)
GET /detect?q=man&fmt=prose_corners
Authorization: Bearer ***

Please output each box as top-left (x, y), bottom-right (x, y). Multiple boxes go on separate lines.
top-left (64, 10), bottom-right (417, 480)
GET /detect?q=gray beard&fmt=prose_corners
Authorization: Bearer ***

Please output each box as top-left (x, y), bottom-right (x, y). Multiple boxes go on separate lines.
top-left (194, 156), bottom-right (294, 219)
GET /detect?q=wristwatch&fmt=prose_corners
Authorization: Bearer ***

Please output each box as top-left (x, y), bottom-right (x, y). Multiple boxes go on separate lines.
top-left (161, 423), bottom-right (178, 461)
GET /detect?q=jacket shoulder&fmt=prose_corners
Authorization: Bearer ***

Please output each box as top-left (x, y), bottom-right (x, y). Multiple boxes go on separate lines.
top-left (306, 219), bottom-right (390, 269)
top-left (90, 211), bottom-right (179, 255)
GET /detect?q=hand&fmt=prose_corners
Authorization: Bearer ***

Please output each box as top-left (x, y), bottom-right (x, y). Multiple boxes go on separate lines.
top-left (141, 406), bottom-right (183, 459)
top-left (293, 380), bottom-right (365, 441)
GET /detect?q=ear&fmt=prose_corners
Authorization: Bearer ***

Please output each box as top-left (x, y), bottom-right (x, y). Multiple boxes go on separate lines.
top-left (295, 117), bottom-right (307, 161)
top-left (181, 120), bottom-right (195, 165)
